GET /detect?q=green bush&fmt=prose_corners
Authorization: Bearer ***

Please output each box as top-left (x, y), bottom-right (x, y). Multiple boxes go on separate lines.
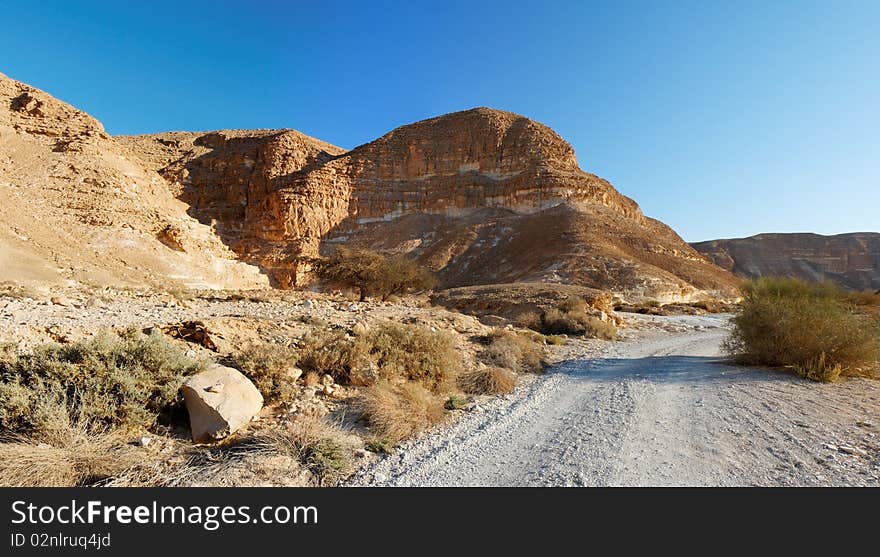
top-left (726, 278), bottom-right (880, 382)
top-left (0, 329), bottom-right (201, 434)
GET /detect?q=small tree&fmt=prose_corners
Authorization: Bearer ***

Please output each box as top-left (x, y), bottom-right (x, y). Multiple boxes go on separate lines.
top-left (316, 247), bottom-right (437, 301)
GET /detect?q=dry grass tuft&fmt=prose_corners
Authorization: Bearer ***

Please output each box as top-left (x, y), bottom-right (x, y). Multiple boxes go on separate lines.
top-left (458, 366), bottom-right (517, 395)
top-left (0, 412), bottom-right (137, 487)
top-left (479, 330), bottom-right (546, 374)
top-left (253, 416), bottom-right (355, 485)
top-left (356, 382), bottom-right (444, 444)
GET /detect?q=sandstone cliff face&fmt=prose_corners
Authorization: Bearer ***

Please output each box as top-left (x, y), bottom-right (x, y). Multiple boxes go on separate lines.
top-left (0, 72), bottom-right (268, 290)
top-left (692, 233), bottom-right (880, 291)
top-left (124, 108), bottom-right (739, 300)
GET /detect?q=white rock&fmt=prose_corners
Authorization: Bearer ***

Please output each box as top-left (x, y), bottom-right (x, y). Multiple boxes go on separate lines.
top-left (138, 436), bottom-right (152, 447)
top-left (839, 445), bottom-right (868, 457)
top-left (181, 364), bottom-right (264, 443)
top-left (287, 366), bottom-right (303, 381)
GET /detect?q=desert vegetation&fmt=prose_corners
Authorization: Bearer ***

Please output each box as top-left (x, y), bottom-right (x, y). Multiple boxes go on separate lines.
top-left (232, 342), bottom-right (299, 404)
top-left (0, 328), bottom-right (201, 434)
top-left (315, 247), bottom-right (437, 301)
top-left (726, 278), bottom-right (880, 382)
top-left (517, 297), bottom-right (618, 340)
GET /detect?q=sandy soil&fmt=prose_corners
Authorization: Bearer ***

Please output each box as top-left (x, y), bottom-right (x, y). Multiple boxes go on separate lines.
top-left (348, 314), bottom-right (880, 486)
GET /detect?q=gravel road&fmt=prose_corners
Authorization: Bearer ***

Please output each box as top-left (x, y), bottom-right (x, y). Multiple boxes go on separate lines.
top-left (349, 314), bottom-right (880, 486)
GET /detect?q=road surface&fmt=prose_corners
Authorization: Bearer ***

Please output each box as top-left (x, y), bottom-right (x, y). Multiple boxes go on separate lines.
top-left (348, 315), bottom-right (879, 486)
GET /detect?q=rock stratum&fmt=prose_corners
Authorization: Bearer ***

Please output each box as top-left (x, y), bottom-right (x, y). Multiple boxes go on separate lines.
top-left (692, 233), bottom-right (880, 291)
top-left (122, 110), bottom-right (739, 301)
top-left (0, 72), bottom-right (269, 290)
top-left (2, 72), bottom-right (739, 300)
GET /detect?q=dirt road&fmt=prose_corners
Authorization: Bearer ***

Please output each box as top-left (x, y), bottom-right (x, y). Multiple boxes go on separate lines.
top-left (349, 315), bottom-right (880, 486)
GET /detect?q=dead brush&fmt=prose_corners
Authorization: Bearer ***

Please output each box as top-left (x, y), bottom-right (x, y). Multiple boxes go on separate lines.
top-left (255, 416), bottom-right (356, 485)
top-left (0, 412), bottom-right (137, 487)
top-left (356, 382), bottom-right (445, 444)
top-left (458, 366), bottom-right (517, 395)
top-left (479, 329), bottom-right (546, 373)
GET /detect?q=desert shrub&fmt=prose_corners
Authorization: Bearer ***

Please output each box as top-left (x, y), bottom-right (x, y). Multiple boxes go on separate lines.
top-left (846, 290), bottom-right (880, 313)
top-left (233, 343), bottom-right (299, 403)
top-left (726, 278), bottom-right (880, 381)
top-left (356, 382), bottom-right (444, 444)
top-left (479, 330), bottom-right (546, 374)
top-left (458, 366), bottom-right (517, 395)
top-left (0, 410), bottom-right (137, 487)
top-left (297, 330), bottom-right (370, 385)
top-left (515, 297), bottom-right (618, 340)
top-left (541, 307), bottom-right (618, 339)
top-left (364, 323), bottom-right (461, 392)
top-left (315, 247), bottom-right (437, 302)
top-left (260, 416), bottom-right (355, 485)
top-left (0, 329), bottom-right (201, 434)
top-left (365, 438), bottom-right (394, 454)
top-left (544, 335), bottom-right (568, 346)
top-left (444, 394), bottom-right (469, 410)
top-left (514, 310), bottom-right (544, 331)
top-left (298, 322), bottom-right (462, 391)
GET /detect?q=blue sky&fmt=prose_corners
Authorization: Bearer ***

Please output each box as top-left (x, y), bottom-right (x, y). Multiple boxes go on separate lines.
top-left (2, 0), bottom-right (877, 241)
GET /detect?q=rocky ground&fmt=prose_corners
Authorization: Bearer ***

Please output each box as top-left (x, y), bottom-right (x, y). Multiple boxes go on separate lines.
top-left (348, 314), bottom-right (880, 487)
top-left (2, 290), bottom-right (877, 487)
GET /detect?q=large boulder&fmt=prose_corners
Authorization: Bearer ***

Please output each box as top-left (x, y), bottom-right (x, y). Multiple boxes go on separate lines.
top-left (181, 364), bottom-right (264, 443)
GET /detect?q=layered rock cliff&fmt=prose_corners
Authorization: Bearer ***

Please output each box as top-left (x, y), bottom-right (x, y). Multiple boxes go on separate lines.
top-left (124, 108), bottom-right (740, 300)
top-left (0, 72), bottom-right (268, 289)
top-left (692, 233), bottom-right (880, 291)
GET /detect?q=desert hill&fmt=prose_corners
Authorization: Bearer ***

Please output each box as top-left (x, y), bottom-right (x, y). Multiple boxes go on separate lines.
top-left (692, 232), bottom-right (880, 291)
top-left (124, 108), bottom-right (740, 301)
top-left (0, 72), bottom-right (268, 291)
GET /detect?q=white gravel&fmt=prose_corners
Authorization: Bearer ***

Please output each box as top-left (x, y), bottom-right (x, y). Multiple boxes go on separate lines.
top-left (348, 314), bottom-right (880, 486)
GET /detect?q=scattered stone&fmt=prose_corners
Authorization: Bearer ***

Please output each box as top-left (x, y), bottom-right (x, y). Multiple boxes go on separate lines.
top-left (838, 445), bottom-right (868, 457)
top-left (321, 374), bottom-right (333, 386)
top-left (823, 443), bottom-right (838, 451)
top-left (373, 473), bottom-right (387, 483)
top-left (322, 384), bottom-right (335, 396)
top-left (50, 295), bottom-right (72, 306)
top-left (301, 300), bottom-right (314, 309)
top-left (84, 297), bottom-right (106, 309)
top-left (181, 364), bottom-right (264, 443)
top-left (138, 436), bottom-right (152, 447)
top-left (351, 321), bottom-right (369, 336)
top-left (287, 366), bottom-right (303, 381)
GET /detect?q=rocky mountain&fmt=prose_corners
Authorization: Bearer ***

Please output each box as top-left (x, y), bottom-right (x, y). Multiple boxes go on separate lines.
top-left (1, 72), bottom-right (739, 300)
top-left (692, 233), bottom-right (880, 291)
top-left (0, 72), bottom-right (268, 290)
top-left (123, 108), bottom-right (739, 301)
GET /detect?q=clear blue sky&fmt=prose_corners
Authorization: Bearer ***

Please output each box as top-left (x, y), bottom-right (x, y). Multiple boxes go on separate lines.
top-left (2, 0), bottom-right (877, 241)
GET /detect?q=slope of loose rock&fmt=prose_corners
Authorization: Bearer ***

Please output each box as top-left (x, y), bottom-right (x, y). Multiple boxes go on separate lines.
top-left (0, 72), bottom-right (268, 291)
